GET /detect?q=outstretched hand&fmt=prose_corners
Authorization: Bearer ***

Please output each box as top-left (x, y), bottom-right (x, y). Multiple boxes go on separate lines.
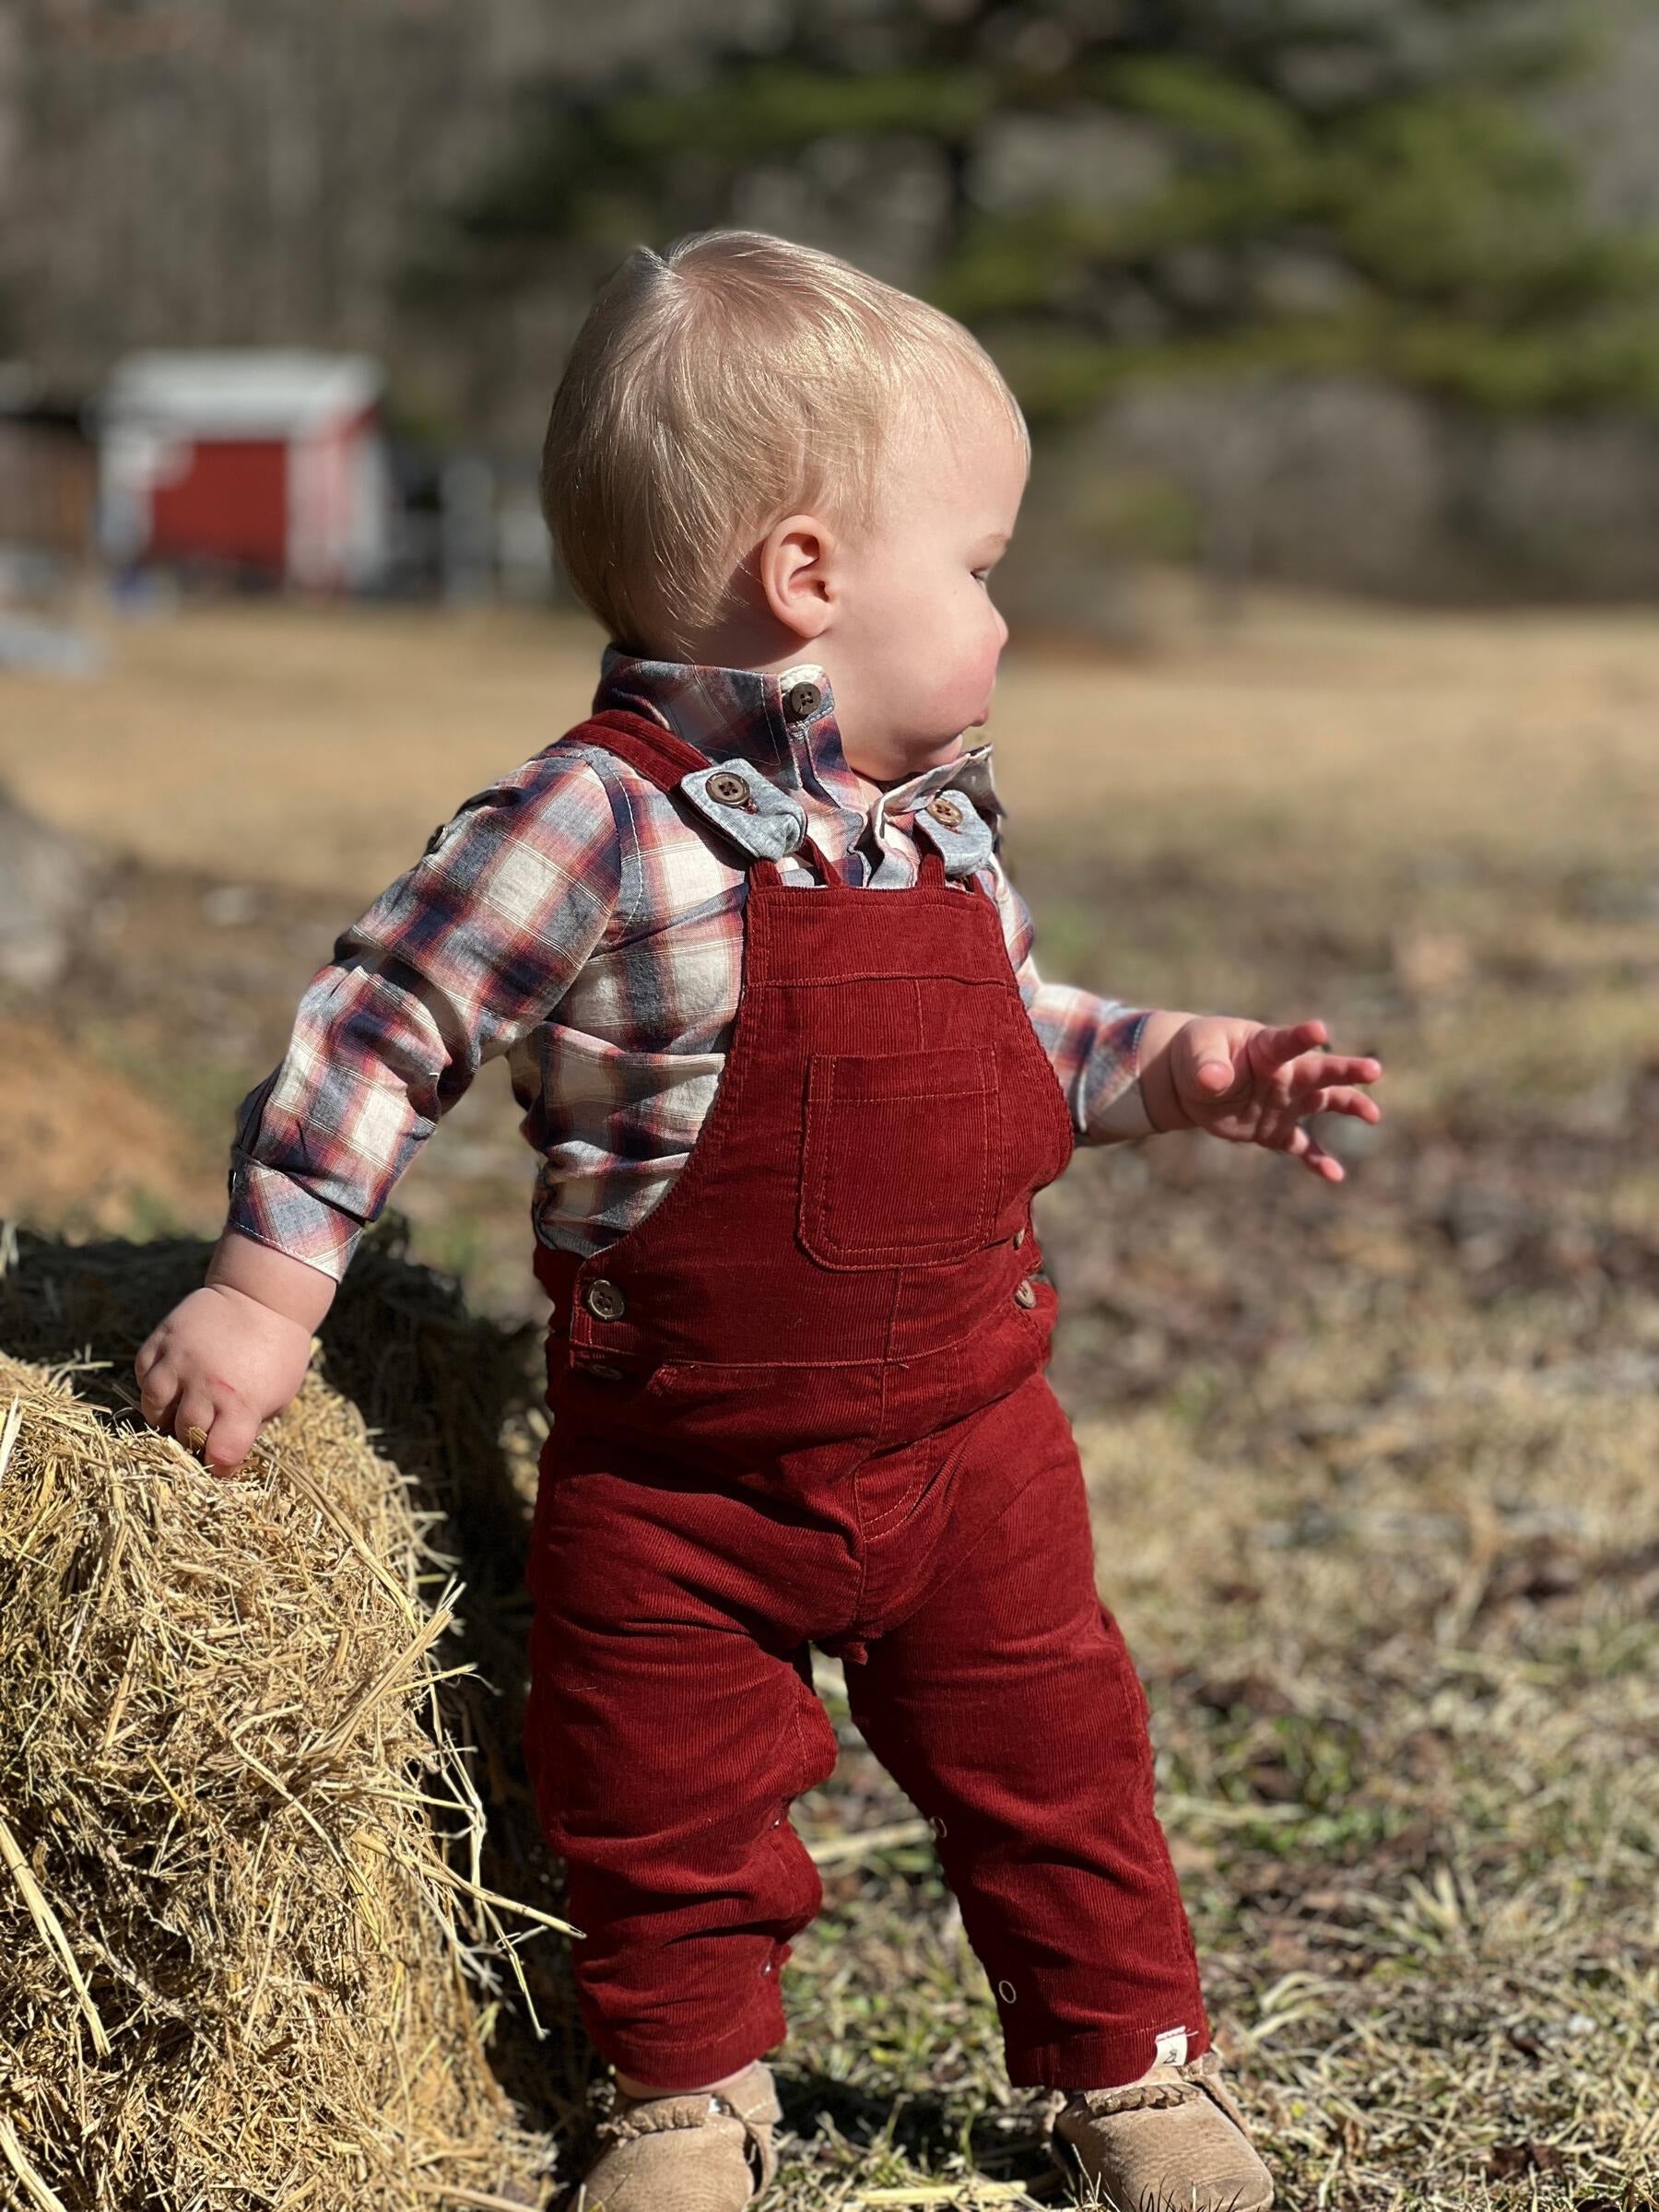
top-left (1159, 1017), bottom-right (1382, 1182)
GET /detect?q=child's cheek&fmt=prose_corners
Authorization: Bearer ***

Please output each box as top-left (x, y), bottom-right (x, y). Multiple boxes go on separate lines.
top-left (965, 618), bottom-right (1003, 712)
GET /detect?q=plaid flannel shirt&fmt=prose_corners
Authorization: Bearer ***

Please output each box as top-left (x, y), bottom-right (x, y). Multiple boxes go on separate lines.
top-left (228, 645), bottom-right (1151, 1281)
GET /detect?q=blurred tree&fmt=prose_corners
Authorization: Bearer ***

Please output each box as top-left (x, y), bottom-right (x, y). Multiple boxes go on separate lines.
top-left (406, 0), bottom-right (1659, 429)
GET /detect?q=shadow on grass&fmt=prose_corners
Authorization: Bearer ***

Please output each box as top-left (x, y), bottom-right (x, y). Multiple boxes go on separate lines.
top-left (782, 2068), bottom-right (1058, 2177)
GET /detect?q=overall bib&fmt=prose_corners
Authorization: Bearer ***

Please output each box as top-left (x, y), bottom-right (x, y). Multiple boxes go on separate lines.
top-left (523, 709), bottom-right (1210, 2093)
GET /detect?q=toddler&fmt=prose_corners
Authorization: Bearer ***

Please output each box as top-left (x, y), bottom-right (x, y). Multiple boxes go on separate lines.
top-left (136, 230), bottom-right (1382, 2211)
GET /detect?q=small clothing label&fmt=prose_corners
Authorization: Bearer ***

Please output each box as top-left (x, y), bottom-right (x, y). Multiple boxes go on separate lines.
top-left (1155, 2027), bottom-right (1190, 2066)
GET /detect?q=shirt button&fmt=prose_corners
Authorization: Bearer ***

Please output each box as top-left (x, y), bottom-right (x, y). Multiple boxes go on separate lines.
top-left (784, 679), bottom-right (822, 720)
top-left (707, 769), bottom-right (751, 806)
top-left (1013, 1226), bottom-right (1027, 1249)
top-left (927, 794), bottom-right (964, 828)
top-left (1014, 1279), bottom-right (1038, 1309)
top-left (585, 1277), bottom-right (627, 1321)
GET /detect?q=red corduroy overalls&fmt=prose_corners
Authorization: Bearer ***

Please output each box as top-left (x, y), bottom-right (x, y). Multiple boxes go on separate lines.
top-left (523, 709), bottom-right (1210, 2092)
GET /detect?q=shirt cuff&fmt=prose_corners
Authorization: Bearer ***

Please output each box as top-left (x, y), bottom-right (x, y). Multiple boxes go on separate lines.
top-left (1078, 1008), bottom-right (1156, 1142)
top-left (227, 1153), bottom-right (365, 1284)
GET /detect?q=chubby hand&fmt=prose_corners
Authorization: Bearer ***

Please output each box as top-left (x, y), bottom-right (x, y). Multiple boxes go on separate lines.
top-left (1148, 1016), bottom-right (1382, 1182)
top-left (135, 1284), bottom-right (314, 1476)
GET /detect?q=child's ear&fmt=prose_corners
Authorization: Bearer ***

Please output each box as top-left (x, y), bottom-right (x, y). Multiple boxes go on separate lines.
top-left (757, 512), bottom-right (834, 641)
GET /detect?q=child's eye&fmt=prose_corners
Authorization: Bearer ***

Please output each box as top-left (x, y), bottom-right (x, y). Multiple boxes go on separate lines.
top-left (972, 568), bottom-right (993, 584)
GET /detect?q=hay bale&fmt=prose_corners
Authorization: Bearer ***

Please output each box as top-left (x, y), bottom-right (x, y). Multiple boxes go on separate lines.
top-left (0, 1225), bottom-right (561, 2210)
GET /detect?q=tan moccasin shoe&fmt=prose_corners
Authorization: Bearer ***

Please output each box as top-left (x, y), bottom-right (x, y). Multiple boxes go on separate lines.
top-left (573, 2059), bottom-right (781, 2211)
top-left (1052, 2048), bottom-right (1274, 2211)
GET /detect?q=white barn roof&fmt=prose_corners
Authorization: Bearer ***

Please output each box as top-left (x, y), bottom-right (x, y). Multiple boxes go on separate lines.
top-left (102, 351), bottom-right (383, 438)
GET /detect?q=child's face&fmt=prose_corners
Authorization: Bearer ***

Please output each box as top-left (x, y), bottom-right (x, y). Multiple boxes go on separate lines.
top-left (830, 373), bottom-right (1027, 782)
top-left (749, 368), bottom-right (1028, 787)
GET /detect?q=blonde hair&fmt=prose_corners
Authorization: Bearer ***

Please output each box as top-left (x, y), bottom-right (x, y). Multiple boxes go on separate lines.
top-left (541, 228), bottom-right (1030, 660)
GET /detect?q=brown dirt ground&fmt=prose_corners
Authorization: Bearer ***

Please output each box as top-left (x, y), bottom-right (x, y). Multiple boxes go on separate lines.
top-left (0, 1012), bottom-right (215, 1237)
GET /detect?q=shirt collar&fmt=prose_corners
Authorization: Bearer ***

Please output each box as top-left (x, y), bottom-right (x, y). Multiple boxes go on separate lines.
top-left (591, 641), bottom-right (1005, 834)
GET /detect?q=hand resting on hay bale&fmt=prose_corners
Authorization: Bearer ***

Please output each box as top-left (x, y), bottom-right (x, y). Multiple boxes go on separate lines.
top-left (0, 1221), bottom-right (569, 2211)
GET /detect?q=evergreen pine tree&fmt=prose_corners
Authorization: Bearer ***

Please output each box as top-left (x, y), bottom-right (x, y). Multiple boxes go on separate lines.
top-left (411, 0), bottom-right (1659, 428)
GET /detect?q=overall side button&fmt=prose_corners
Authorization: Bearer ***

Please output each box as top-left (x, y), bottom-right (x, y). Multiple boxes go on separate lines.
top-left (585, 1278), bottom-right (627, 1321)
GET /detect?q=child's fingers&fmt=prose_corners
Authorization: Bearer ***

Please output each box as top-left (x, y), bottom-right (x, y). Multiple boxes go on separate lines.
top-left (1253, 1019), bottom-right (1329, 1070)
top-left (1305, 1086), bottom-right (1382, 1124)
top-left (137, 1361), bottom-right (182, 1434)
top-left (1290, 1052), bottom-right (1382, 1089)
top-left (1284, 1120), bottom-right (1347, 1182)
top-left (202, 1406), bottom-right (258, 1478)
top-left (1182, 1018), bottom-right (1240, 1094)
top-left (143, 1363), bottom-right (257, 1474)
top-left (173, 1385), bottom-right (219, 1458)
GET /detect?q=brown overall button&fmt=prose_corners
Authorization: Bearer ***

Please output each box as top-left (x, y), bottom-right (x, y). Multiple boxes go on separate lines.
top-left (1014, 1278), bottom-right (1038, 1308)
top-left (1013, 1225), bottom-right (1027, 1248)
top-left (706, 769), bottom-right (751, 807)
top-left (927, 794), bottom-right (965, 828)
top-left (585, 1277), bottom-right (627, 1321)
top-left (784, 679), bottom-right (822, 719)
top-left (586, 1362), bottom-right (624, 1382)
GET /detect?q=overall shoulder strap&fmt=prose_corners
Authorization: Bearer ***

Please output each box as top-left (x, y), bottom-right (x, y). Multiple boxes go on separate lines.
top-left (559, 706), bottom-right (713, 792)
top-left (564, 706), bottom-right (853, 888)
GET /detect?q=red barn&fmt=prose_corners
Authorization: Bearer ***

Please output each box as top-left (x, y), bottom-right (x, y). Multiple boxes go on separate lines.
top-left (99, 351), bottom-right (390, 590)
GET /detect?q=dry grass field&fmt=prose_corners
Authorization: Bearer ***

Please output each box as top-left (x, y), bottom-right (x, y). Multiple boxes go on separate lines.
top-left (1, 591), bottom-right (1654, 2208)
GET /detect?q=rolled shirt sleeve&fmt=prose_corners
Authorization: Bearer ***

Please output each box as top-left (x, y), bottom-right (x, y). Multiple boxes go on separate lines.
top-left (986, 852), bottom-right (1153, 1143)
top-left (227, 750), bottom-right (625, 1280)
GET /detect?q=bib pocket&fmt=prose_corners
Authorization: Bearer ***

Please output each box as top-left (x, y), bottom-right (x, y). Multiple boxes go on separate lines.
top-left (797, 1043), bottom-right (999, 1270)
